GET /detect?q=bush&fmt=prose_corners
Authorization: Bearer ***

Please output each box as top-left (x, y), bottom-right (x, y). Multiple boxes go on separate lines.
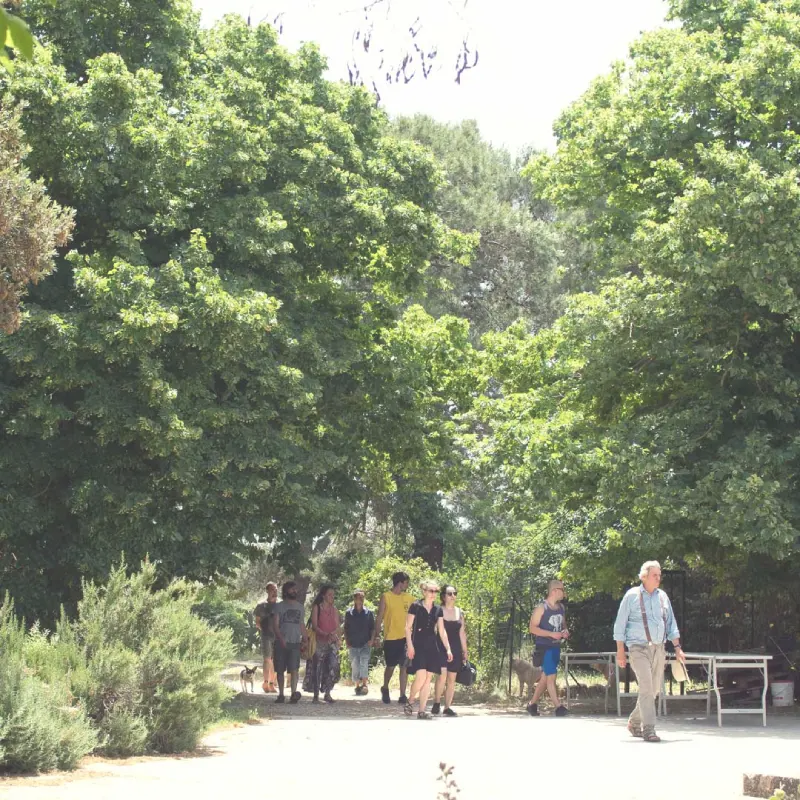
top-left (352, 556), bottom-right (447, 608)
top-left (0, 597), bottom-right (98, 773)
top-left (192, 585), bottom-right (257, 656)
top-left (72, 561), bottom-right (235, 755)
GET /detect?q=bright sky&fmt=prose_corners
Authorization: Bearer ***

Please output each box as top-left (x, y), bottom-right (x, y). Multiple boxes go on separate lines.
top-left (193, 0), bottom-right (670, 154)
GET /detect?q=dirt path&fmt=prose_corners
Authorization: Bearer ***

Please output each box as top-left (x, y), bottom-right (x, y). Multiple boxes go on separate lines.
top-left (1, 688), bottom-right (798, 800)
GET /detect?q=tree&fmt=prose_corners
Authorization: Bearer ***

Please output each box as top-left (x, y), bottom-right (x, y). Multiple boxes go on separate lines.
top-left (472, 0), bottom-right (800, 591)
top-left (393, 115), bottom-right (562, 339)
top-left (0, 12), bottom-right (473, 622)
top-left (0, 103), bottom-right (73, 333)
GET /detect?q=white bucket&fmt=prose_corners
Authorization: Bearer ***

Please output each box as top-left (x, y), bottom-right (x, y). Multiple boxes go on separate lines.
top-left (770, 680), bottom-right (795, 707)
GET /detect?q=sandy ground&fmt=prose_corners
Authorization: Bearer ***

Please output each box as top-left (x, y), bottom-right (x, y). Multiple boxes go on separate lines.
top-left (1, 684), bottom-right (798, 800)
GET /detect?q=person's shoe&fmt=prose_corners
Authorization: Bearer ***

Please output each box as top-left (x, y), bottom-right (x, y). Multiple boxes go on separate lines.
top-left (431, 702), bottom-right (441, 715)
top-left (642, 731), bottom-right (661, 743)
top-left (275, 694), bottom-right (285, 703)
top-left (354, 686), bottom-right (361, 695)
top-left (627, 722), bottom-right (643, 738)
top-left (397, 694), bottom-right (408, 705)
top-left (555, 705), bottom-right (568, 717)
top-left (360, 685), bottom-right (369, 695)
top-left (312, 696), bottom-right (320, 704)
top-left (381, 686), bottom-right (390, 704)
top-left (443, 707), bottom-right (457, 717)
top-left (526, 702), bottom-right (539, 716)
top-left (289, 691), bottom-right (301, 704)
top-left (324, 693), bottom-right (335, 703)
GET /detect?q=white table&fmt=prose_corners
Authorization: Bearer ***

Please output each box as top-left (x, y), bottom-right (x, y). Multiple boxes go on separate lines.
top-left (562, 651), bottom-right (615, 714)
top-left (709, 653), bottom-right (772, 727)
top-left (563, 650), bottom-right (773, 726)
top-left (658, 653), bottom-right (714, 718)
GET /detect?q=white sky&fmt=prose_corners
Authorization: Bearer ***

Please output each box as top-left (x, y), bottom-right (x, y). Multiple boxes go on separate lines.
top-left (193, 0), bottom-right (670, 155)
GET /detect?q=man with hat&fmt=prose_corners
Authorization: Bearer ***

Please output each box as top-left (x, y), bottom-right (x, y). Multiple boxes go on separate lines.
top-left (613, 560), bottom-right (687, 742)
top-left (344, 589), bottom-right (375, 695)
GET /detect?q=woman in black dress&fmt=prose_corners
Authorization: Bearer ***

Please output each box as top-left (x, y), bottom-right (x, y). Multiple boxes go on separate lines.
top-left (432, 585), bottom-right (468, 716)
top-left (404, 580), bottom-right (453, 719)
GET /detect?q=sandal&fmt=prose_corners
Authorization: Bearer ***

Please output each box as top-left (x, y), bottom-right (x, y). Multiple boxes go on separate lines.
top-left (627, 722), bottom-right (643, 738)
top-left (403, 702), bottom-right (414, 717)
top-left (642, 732), bottom-right (661, 743)
top-left (417, 711), bottom-right (431, 719)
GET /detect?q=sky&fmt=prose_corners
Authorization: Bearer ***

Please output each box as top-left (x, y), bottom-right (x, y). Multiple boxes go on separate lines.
top-left (193, 0), bottom-right (670, 155)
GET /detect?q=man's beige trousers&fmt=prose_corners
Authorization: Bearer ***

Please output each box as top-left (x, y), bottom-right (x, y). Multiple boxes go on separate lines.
top-left (627, 643), bottom-right (665, 733)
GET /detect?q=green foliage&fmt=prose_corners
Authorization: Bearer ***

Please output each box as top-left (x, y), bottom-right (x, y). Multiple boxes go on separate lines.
top-left (0, 597), bottom-right (98, 773)
top-left (0, 102), bottom-right (73, 333)
top-left (393, 116), bottom-right (562, 337)
top-left (0, 10), bottom-right (474, 623)
top-left (192, 584), bottom-right (257, 656)
top-left (352, 556), bottom-right (447, 607)
top-left (21, 0), bottom-right (199, 90)
top-left (72, 560), bottom-right (235, 754)
top-left (469, 0), bottom-right (800, 591)
top-left (0, 8), bottom-right (34, 72)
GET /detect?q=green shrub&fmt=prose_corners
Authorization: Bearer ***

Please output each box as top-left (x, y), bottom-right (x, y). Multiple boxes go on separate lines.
top-left (0, 597), bottom-right (98, 773)
top-left (192, 585), bottom-right (257, 656)
top-left (72, 561), bottom-right (235, 754)
top-left (352, 556), bottom-right (447, 608)
top-left (98, 708), bottom-right (148, 758)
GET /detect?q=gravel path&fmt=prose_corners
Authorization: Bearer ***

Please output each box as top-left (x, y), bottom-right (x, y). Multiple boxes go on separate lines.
top-left (1, 687), bottom-right (798, 800)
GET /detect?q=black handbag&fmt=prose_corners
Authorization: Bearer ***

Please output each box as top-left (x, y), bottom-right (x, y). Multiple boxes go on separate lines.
top-left (456, 660), bottom-right (477, 687)
top-left (532, 647), bottom-right (546, 668)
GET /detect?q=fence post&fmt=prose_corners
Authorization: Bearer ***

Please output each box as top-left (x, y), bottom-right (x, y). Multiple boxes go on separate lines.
top-left (508, 597), bottom-right (515, 695)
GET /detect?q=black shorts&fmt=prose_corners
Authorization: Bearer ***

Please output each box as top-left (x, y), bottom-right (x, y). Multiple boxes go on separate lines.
top-left (274, 641), bottom-right (301, 674)
top-left (383, 638), bottom-right (407, 668)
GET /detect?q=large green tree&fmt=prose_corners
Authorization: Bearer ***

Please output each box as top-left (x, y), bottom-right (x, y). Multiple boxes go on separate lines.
top-left (393, 115), bottom-right (562, 338)
top-left (472, 0), bottom-right (800, 591)
top-left (0, 9), bottom-right (472, 621)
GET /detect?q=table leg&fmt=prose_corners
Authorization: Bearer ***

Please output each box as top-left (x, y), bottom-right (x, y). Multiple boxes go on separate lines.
top-left (615, 657), bottom-right (621, 716)
top-left (713, 658), bottom-right (722, 727)
top-left (761, 661), bottom-right (768, 727)
top-left (706, 658), bottom-right (711, 718)
top-left (565, 655), bottom-right (571, 709)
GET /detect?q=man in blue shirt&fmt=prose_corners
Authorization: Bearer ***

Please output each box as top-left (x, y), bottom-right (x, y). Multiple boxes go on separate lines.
top-left (613, 560), bottom-right (686, 742)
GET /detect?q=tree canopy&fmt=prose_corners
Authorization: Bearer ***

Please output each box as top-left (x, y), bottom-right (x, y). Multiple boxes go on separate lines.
top-left (0, 8), bottom-right (472, 621)
top-left (471, 0), bottom-right (800, 591)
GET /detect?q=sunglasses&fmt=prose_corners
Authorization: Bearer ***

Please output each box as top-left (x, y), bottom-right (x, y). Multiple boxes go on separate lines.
top-left (446, 590), bottom-right (457, 596)
top-left (425, 588), bottom-right (438, 593)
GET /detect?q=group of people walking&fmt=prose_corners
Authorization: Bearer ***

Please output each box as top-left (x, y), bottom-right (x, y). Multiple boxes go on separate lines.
top-left (254, 559), bottom-right (686, 741)
top-left (254, 572), bottom-right (469, 717)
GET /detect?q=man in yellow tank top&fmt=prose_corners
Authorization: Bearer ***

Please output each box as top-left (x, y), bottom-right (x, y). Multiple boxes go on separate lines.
top-left (372, 571), bottom-right (414, 704)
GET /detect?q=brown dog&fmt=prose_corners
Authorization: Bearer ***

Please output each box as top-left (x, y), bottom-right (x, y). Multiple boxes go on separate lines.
top-left (511, 658), bottom-right (542, 701)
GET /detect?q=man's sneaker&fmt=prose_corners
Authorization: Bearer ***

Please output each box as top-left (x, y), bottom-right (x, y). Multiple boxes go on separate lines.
top-left (289, 691), bottom-right (301, 704)
top-left (275, 694), bottom-right (285, 703)
top-left (527, 702), bottom-right (539, 716)
top-left (381, 686), bottom-right (390, 704)
top-left (431, 702), bottom-right (441, 715)
top-left (397, 694), bottom-right (408, 705)
top-left (555, 705), bottom-right (568, 717)
top-left (443, 707), bottom-right (457, 717)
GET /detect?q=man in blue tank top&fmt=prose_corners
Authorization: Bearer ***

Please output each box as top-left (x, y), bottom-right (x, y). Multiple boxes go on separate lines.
top-left (527, 579), bottom-right (569, 716)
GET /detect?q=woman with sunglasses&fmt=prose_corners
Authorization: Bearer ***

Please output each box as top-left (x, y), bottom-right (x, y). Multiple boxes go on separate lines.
top-left (404, 580), bottom-right (453, 719)
top-left (432, 585), bottom-right (467, 716)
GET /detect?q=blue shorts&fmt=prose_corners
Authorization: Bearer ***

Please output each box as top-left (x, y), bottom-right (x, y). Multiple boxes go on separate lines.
top-left (542, 647), bottom-right (561, 676)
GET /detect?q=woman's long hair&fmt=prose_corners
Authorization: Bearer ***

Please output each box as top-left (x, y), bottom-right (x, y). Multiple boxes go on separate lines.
top-left (312, 583), bottom-right (335, 607)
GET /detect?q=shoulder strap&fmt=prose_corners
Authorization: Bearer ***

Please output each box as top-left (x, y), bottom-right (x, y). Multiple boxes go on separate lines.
top-left (637, 588), bottom-right (653, 644)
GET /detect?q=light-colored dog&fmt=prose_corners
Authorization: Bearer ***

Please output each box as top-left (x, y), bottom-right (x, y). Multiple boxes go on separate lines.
top-left (511, 658), bottom-right (542, 701)
top-left (240, 665), bottom-right (258, 693)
